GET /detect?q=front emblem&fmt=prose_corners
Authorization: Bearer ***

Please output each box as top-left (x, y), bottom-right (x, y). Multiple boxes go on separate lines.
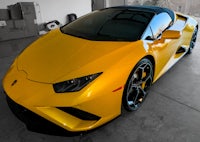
top-left (11, 80), bottom-right (17, 86)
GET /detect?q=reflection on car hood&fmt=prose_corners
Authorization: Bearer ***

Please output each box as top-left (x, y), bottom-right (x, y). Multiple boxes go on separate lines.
top-left (17, 29), bottom-right (132, 83)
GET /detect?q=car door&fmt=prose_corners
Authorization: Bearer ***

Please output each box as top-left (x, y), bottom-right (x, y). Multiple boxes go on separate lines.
top-left (144, 12), bottom-right (181, 80)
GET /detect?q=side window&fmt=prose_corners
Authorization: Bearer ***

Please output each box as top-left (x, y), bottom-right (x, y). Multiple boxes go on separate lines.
top-left (142, 26), bottom-right (154, 40)
top-left (150, 13), bottom-right (172, 39)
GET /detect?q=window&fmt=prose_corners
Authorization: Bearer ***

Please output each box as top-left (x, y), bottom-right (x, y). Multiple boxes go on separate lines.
top-left (61, 8), bottom-right (154, 41)
top-left (142, 26), bottom-right (154, 40)
top-left (150, 13), bottom-right (172, 39)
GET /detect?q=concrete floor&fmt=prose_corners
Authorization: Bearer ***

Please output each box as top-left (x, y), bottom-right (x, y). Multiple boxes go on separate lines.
top-left (0, 30), bottom-right (200, 142)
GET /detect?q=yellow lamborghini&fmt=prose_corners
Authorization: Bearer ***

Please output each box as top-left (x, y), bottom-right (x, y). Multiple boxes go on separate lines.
top-left (2, 6), bottom-right (198, 133)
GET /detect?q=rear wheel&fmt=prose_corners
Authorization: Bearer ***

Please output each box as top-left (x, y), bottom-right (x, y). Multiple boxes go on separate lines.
top-left (187, 27), bottom-right (198, 54)
top-left (122, 58), bottom-right (153, 111)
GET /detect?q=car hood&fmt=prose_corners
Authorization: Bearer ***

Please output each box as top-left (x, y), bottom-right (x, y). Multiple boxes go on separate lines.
top-left (17, 29), bottom-right (136, 83)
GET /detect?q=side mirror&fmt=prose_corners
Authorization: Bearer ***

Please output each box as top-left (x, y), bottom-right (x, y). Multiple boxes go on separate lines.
top-left (162, 30), bottom-right (181, 39)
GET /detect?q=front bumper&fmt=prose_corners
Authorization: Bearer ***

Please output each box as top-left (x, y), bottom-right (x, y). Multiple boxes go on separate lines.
top-left (6, 94), bottom-right (69, 135)
top-left (2, 65), bottom-right (122, 132)
top-left (5, 91), bottom-right (102, 132)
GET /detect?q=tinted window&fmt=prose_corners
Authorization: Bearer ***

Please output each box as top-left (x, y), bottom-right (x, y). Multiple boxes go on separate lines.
top-left (150, 13), bottom-right (172, 39)
top-left (61, 8), bottom-right (154, 41)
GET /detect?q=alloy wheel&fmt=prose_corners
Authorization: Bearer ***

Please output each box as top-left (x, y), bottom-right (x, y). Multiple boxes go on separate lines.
top-left (123, 59), bottom-right (153, 111)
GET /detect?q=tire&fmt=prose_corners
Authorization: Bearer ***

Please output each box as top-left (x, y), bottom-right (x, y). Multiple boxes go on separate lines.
top-left (187, 27), bottom-right (198, 54)
top-left (122, 58), bottom-right (153, 111)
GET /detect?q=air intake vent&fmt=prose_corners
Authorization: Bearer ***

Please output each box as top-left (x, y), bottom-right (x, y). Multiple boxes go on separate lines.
top-left (57, 107), bottom-right (100, 121)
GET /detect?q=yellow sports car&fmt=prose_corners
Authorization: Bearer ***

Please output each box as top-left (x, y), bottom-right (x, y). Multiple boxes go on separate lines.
top-left (3, 6), bottom-right (198, 133)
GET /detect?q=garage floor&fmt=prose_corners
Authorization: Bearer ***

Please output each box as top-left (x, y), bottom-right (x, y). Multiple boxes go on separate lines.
top-left (0, 29), bottom-right (200, 142)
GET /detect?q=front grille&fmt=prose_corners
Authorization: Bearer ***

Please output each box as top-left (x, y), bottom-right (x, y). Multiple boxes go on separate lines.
top-left (57, 107), bottom-right (101, 121)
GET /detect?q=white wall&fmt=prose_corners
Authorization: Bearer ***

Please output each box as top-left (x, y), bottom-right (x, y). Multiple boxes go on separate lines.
top-left (0, 0), bottom-right (91, 25)
top-left (105, 0), bottom-right (125, 7)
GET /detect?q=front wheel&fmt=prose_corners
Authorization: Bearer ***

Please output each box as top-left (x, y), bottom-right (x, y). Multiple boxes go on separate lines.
top-left (122, 58), bottom-right (153, 111)
top-left (187, 27), bottom-right (198, 54)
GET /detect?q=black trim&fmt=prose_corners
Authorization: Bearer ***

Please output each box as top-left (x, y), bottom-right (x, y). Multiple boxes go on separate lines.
top-left (5, 94), bottom-right (79, 135)
top-left (57, 107), bottom-right (101, 121)
top-left (176, 46), bottom-right (186, 54)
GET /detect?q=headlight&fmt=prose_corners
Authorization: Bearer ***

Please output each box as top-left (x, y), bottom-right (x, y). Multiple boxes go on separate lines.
top-left (53, 72), bottom-right (102, 93)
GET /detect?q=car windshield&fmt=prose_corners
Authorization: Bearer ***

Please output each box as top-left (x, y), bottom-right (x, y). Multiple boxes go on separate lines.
top-left (61, 8), bottom-right (155, 41)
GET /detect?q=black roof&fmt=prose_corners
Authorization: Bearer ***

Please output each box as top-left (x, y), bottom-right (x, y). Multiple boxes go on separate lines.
top-left (111, 5), bottom-right (175, 22)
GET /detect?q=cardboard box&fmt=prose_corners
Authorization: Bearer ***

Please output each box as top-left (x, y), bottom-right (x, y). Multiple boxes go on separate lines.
top-left (14, 20), bottom-right (25, 29)
top-left (8, 3), bottom-right (23, 20)
top-left (0, 9), bottom-right (10, 20)
top-left (20, 2), bottom-right (36, 18)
